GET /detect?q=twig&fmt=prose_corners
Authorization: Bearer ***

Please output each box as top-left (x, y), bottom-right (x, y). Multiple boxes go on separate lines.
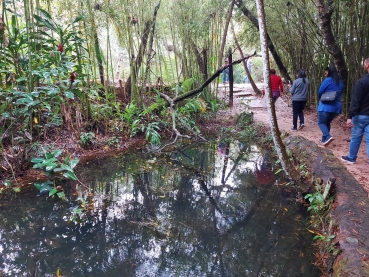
top-left (3, 155), bottom-right (18, 185)
top-left (176, 115), bottom-right (207, 141)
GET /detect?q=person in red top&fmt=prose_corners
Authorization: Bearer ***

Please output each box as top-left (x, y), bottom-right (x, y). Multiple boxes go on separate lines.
top-left (270, 68), bottom-right (283, 103)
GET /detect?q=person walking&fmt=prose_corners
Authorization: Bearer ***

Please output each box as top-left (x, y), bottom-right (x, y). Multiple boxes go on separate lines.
top-left (270, 69), bottom-right (283, 103)
top-left (317, 65), bottom-right (344, 146)
top-left (341, 58), bottom-right (369, 164)
top-left (222, 58), bottom-right (229, 84)
top-left (289, 69), bottom-right (310, 131)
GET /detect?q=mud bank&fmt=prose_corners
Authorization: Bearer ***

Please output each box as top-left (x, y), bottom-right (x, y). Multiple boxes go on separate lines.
top-left (285, 135), bottom-right (369, 277)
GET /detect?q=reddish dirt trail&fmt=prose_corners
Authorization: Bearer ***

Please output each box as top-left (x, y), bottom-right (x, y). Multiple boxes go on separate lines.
top-left (223, 83), bottom-right (369, 195)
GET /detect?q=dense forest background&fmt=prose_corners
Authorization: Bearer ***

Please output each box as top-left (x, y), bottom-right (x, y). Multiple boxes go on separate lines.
top-left (0, 0), bottom-right (368, 179)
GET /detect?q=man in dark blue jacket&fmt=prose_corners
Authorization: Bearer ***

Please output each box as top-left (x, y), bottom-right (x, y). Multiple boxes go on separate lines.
top-left (341, 58), bottom-right (369, 164)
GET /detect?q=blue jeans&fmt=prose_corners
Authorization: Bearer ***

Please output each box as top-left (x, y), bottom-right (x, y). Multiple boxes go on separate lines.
top-left (347, 115), bottom-right (369, 161)
top-left (318, 111), bottom-right (339, 142)
top-left (222, 68), bottom-right (229, 83)
top-left (243, 66), bottom-right (252, 83)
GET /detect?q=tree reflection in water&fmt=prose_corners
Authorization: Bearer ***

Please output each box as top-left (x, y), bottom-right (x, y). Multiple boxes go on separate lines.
top-left (0, 141), bottom-right (319, 277)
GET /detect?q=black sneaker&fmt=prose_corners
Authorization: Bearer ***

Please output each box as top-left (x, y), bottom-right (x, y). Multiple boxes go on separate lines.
top-left (298, 124), bottom-right (305, 130)
top-left (341, 156), bottom-right (355, 164)
top-left (291, 127), bottom-right (297, 131)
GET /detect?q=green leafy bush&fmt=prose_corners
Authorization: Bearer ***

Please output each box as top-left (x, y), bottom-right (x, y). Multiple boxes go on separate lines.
top-left (79, 132), bottom-right (95, 146)
top-left (31, 149), bottom-right (79, 199)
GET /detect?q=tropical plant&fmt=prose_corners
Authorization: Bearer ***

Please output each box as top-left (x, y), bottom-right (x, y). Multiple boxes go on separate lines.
top-left (107, 136), bottom-right (120, 148)
top-left (79, 132), bottom-right (95, 146)
top-left (31, 149), bottom-right (79, 199)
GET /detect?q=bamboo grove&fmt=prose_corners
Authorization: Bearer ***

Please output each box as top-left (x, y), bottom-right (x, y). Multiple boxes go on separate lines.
top-left (0, 0), bottom-right (369, 176)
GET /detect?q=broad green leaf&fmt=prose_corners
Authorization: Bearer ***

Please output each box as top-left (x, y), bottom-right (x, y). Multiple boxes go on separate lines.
top-left (33, 163), bottom-right (45, 169)
top-left (64, 155), bottom-right (70, 163)
top-left (45, 163), bottom-right (58, 171)
top-left (33, 14), bottom-right (56, 31)
top-left (52, 149), bottom-right (63, 158)
top-left (73, 90), bottom-right (84, 98)
top-left (41, 157), bottom-right (57, 164)
top-left (59, 164), bottom-right (72, 171)
top-left (16, 77), bottom-right (27, 82)
top-left (70, 159), bottom-right (79, 169)
top-left (38, 8), bottom-right (53, 20)
top-left (34, 181), bottom-right (53, 191)
top-left (26, 101), bottom-right (40, 107)
top-left (63, 171), bottom-right (78, 180)
top-left (31, 157), bottom-right (45, 163)
top-left (49, 187), bottom-right (58, 196)
top-left (73, 15), bottom-right (83, 23)
top-left (15, 97), bottom-right (33, 105)
top-left (11, 15), bottom-right (17, 38)
top-left (57, 191), bottom-right (66, 199)
top-left (50, 69), bottom-right (59, 75)
top-left (64, 91), bottom-right (75, 99)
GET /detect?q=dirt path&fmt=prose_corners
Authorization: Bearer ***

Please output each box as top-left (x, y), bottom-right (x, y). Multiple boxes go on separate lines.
top-left (222, 83), bottom-right (369, 194)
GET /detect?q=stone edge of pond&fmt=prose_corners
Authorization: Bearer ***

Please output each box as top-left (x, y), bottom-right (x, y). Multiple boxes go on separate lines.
top-left (284, 135), bottom-right (369, 277)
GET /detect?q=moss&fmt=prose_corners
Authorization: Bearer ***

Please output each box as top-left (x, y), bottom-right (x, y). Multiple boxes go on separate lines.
top-left (333, 258), bottom-right (350, 277)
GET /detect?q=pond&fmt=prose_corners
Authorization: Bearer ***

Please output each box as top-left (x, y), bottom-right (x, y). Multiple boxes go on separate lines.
top-left (0, 140), bottom-right (320, 277)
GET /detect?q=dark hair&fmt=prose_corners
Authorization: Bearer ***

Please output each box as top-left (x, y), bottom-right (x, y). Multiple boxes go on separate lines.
top-left (326, 65), bottom-right (341, 85)
top-left (270, 68), bottom-right (276, 74)
top-left (297, 69), bottom-right (307, 83)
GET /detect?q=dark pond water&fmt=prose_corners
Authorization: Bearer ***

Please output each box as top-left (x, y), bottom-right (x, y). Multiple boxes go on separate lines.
top-left (0, 140), bottom-right (320, 277)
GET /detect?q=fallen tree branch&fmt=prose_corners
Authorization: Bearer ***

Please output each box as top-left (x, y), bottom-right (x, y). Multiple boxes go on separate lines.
top-left (176, 114), bottom-right (207, 142)
top-left (159, 51), bottom-right (256, 106)
top-left (155, 53), bottom-right (255, 151)
top-left (156, 127), bottom-right (191, 152)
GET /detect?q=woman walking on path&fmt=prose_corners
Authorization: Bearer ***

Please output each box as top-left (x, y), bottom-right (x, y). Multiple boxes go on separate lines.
top-left (317, 66), bottom-right (344, 146)
top-left (289, 69), bottom-right (310, 131)
top-left (270, 69), bottom-right (283, 103)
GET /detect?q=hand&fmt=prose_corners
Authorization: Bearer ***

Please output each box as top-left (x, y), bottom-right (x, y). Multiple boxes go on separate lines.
top-left (346, 119), bottom-right (353, 128)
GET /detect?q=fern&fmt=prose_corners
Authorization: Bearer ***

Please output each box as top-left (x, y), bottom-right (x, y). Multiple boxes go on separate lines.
top-left (146, 122), bottom-right (161, 145)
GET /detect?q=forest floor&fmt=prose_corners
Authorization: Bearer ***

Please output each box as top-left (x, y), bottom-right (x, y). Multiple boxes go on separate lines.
top-left (219, 82), bottom-right (369, 195)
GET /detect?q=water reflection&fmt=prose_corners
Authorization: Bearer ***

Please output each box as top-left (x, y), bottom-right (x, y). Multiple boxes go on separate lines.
top-left (0, 141), bottom-right (319, 276)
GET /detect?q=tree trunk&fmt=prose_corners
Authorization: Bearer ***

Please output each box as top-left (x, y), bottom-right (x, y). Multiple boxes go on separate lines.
top-left (316, 0), bottom-right (348, 84)
top-left (255, 0), bottom-right (299, 181)
top-left (125, 20), bottom-right (152, 102)
top-left (142, 0), bottom-right (161, 99)
top-left (231, 21), bottom-right (261, 94)
top-left (190, 40), bottom-right (207, 80)
top-left (218, 0), bottom-right (236, 68)
top-left (227, 50), bottom-right (234, 107)
top-left (236, 0), bottom-right (292, 84)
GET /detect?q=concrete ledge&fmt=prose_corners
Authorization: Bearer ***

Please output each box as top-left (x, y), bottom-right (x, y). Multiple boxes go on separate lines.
top-left (284, 136), bottom-right (369, 277)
